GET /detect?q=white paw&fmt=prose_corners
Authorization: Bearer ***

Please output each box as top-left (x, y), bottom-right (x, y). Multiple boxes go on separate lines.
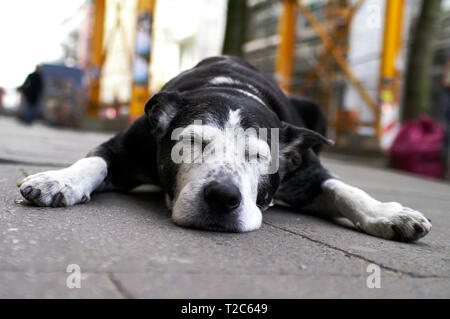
top-left (17, 171), bottom-right (90, 207)
top-left (358, 202), bottom-right (432, 242)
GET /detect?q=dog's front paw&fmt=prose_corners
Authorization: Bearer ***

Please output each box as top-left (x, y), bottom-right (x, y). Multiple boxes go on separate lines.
top-left (17, 171), bottom-right (89, 207)
top-left (359, 202), bottom-right (432, 242)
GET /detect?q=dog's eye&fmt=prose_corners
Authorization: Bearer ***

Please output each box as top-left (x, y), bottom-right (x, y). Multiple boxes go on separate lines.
top-left (246, 150), bottom-right (269, 164)
top-left (257, 153), bottom-right (269, 161)
top-left (188, 136), bottom-right (208, 152)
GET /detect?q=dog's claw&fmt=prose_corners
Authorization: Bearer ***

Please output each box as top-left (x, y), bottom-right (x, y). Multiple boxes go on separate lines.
top-left (28, 189), bottom-right (41, 200)
top-left (80, 195), bottom-right (89, 204)
top-left (51, 192), bottom-right (66, 208)
top-left (21, 186), bottom-right (33, 197)
top-left (414, 223), bottom-right (425, 234)
top-left (391, 225), bottom-right (407, 242)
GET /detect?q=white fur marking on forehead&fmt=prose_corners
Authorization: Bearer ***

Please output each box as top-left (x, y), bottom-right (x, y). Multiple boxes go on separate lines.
top-left (226, 109), bottom-right (241, 128)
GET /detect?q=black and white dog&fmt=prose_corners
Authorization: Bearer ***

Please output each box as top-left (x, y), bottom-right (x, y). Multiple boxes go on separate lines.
top-left (18, 56), bottom-right (431, 242)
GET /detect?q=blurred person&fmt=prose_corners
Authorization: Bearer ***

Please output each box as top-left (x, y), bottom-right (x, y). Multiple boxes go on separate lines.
top-left (18, 65), bottom-right (43, 124)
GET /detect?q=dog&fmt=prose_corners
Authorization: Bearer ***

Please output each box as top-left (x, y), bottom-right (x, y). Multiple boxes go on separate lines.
top-left (17, 56), bottom-right (431, 241)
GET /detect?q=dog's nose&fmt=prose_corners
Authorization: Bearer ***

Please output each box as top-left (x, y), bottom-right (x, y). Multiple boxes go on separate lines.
top-left (203, 181), bottom-right (241, 213)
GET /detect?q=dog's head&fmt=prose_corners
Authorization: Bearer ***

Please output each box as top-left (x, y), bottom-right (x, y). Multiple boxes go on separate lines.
top-left (145, 90), bottom-right (332, 232)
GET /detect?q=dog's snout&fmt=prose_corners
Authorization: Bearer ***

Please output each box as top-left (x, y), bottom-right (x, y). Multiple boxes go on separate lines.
top-left (203, 181), bottom-right (241, 213)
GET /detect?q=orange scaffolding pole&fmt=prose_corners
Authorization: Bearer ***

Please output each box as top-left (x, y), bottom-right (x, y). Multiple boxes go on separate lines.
top-left (87, 0), bottom-right (106, 118)
top-left (129, 0), bottom-right (156, 122)
top-left (275, 0), bottom-right (297, 93)
top-left (378, 0), bottom-right (404, 147)
top-left (380, 0), bottom-right (404, 80)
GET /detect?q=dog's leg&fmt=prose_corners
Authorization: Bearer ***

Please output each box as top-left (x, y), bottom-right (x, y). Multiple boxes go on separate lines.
top-left (17, 156), bottom-right (108, 207)
top-left (280, 98), bottom-right (431, 242)
top-left (17, 116), bottom-right (159, 207)
top-left (305, 178), bottom-right (432, 242)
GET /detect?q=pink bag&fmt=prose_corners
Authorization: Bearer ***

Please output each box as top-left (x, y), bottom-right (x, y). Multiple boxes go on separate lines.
top-left (390, 115), bottom-right (445, 179)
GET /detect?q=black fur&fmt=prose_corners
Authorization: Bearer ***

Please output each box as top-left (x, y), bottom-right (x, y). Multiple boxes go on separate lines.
top-left (288, 97), bottom-right (328, 154)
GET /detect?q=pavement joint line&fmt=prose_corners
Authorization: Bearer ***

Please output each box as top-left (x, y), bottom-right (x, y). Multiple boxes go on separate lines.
top-left (263, 221), bottom-right (448, 279)
top-left (107, 272), bottom-right (135, 299)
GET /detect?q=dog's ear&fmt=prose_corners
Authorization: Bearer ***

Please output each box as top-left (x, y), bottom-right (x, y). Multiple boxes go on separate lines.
top-left (145, 92), bottom-right (185, 138)
top-left (280, 121), bottom-right (334, 166)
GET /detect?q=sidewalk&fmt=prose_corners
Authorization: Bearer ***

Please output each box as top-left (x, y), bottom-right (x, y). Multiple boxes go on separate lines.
top-left (0, 117), bottom-right (449, 298)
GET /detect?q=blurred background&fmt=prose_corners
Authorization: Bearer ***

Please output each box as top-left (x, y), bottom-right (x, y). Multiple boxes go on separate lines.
top-left (0, 0), bottom-right (449, 180)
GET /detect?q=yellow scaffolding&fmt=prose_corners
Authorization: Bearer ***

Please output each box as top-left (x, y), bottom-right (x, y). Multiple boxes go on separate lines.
top-left (275, 0), bottom-right (405, 148)
top-left (378, 0), bottom-right (404, 144)
top-left (275, 0), bottom-right (297, 93)
top-left (87, 0), bottom-right (106, 118)
top-left (86, 0), bottom-right (156, 121)
top-left (130, 0), bottom-right (157, 122)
